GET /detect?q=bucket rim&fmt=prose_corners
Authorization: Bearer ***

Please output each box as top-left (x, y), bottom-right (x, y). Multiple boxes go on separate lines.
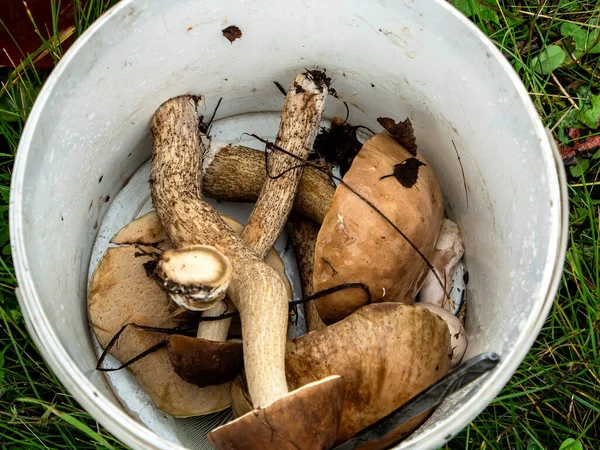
top-left (9, 0), bottom-right (569, 449)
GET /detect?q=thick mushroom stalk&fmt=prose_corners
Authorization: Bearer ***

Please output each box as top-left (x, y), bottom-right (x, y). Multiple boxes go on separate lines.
top-left (203, 144), bottom-right (335, 224)
top-left (151, 72), bottom-right (333, 423)
top-left (241, 77), bottom-right (327, 257)
top-left (151, 96), bottom-right (288, 406)
top-left (155, 245), bottom-right (232, 311)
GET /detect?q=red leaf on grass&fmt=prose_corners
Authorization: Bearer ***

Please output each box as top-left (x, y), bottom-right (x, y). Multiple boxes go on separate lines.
top-left (568, 128), bottom-right (581, 139)
top-left (559, 134), bottom-right (600, 161)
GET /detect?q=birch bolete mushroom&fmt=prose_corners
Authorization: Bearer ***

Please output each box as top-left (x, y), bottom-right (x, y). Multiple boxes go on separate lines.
top-left (227, 303), bottom-right (451, 445)
top-left (151, 74), bottom-right (344, 448)
top-left (313, 133), bottom-right (444, 324)
top-left (417, 218), bottom-right (465, 310)
top-left (89, 212), bottom-right (291, 414)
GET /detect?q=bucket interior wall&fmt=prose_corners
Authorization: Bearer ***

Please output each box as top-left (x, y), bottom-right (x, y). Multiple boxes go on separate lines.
top-left (13, 0), bottom-right (562, 448)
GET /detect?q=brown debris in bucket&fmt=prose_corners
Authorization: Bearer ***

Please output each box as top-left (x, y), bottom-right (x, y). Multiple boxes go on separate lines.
top-left (379, 158), bottom-right (426, 189)
top-left (377, 117), bottom-right (418, 156)
top-left (222, 25), bottom-right (242, 43)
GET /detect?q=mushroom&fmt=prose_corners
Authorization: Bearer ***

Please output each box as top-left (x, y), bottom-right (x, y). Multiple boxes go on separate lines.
top-left (416, 303), bottom-right (467, 368)
top-left (203, 144), bottom-right (335, 224)
top-left (88, 244), bottom-right (232, 417)
top-left (313, 133), bottom-right (444, 324)
top-left (151, 74), bottom-right (344, 448)
top-left (226, 303), bottom-right (451, 445)
top-left (167, 334), bottom-right (243, 387)
top-left (88, 212), bottom-right (291, 414)
top-left (287, 213), bottom-right (326, 332)
top-left (210, 376), bottom-right (345, 450)
top-left (417, 218), bottom-right (465, 310)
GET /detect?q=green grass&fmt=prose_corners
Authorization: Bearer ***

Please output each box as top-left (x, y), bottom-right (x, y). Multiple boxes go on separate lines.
top-left (0, 1), bottom-right (599, 449)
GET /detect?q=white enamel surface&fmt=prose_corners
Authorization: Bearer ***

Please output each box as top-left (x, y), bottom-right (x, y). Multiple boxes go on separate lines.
top-left (10, 1), bottom-right (567, 449)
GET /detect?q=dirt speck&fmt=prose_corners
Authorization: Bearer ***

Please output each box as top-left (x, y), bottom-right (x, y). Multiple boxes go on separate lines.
top-left (105, 195), bottom-right (111, 203)
top-left (304, 69), bottom-right (337, 97)
top-left (370, 83), bottom-right (375, 88)
top-left (293, 81), bottom-right (305, 94)
top-left (88, 200), bottom-right (94, 211)
top-left (222, 25), bottom-right (242, 43)
top-left (187, 26), bottom-right (193, 31)
top-left (98, 175), bottom-right (103, 183)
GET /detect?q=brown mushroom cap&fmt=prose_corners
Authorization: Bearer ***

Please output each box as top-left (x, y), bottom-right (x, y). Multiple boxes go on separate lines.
top-left (286, 302), bottom-right (451, 444)
top-left (416, 302), bottom-right (467, 368)
top-left (111, 210), bottom-right (169, 245)
top-left (167, 335), bottom-right (243, 387)
top-left (208, 375), bottom-right (345, 450)
top-left (88, 245), bottom-right (231, 417)
top-left (313, 133), bottom-right (444, 324)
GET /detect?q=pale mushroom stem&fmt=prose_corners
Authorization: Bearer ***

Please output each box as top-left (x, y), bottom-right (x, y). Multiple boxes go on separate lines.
top-left (287, 214), bottom-right (326, 332)
top-left (151, 73), bottom-right (327, 408)
top-left (241, 75), bottom-right (327, 259)
top-left (196, 299), bottom-right (234, 341)
top-left (203, 144), bottom-right (334, 224)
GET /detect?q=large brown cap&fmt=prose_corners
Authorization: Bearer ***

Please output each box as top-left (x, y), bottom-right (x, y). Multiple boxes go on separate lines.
top-left (167, 335), bottom-right (243, 387)
top-left (286, 303), bottom-right (451, 444)
top-left (313, 133), bottom-right (443, 323)
top-left (208, 375), bottom-right (345, 450)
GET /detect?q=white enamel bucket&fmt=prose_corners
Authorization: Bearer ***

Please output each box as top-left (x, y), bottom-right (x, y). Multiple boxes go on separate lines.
top-left (10, 0), bottom-right (568, 448)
